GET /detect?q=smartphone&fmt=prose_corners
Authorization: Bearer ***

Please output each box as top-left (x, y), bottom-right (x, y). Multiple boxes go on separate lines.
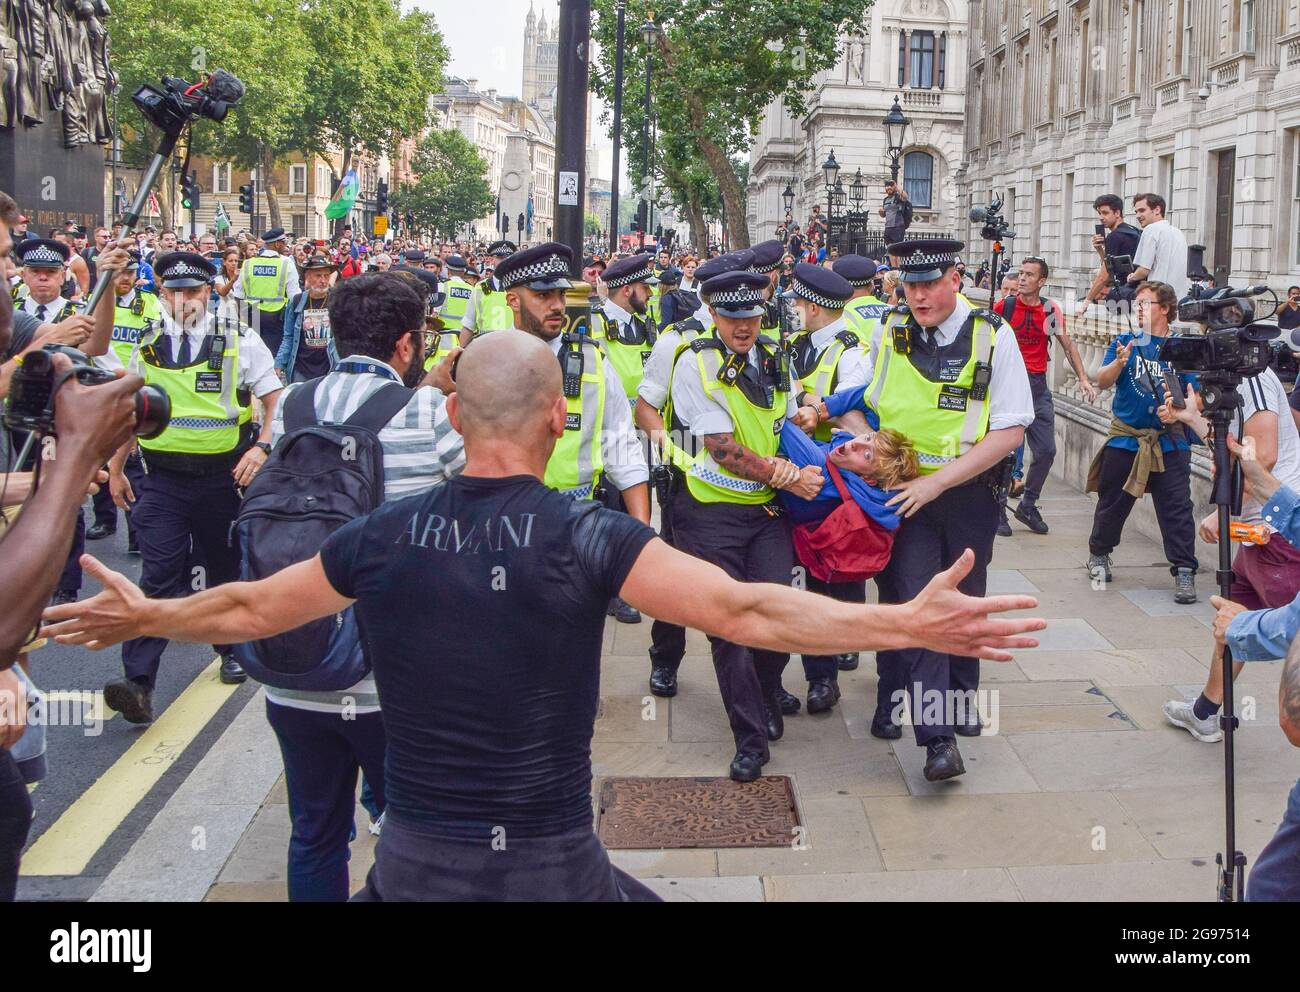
top-left (1094, 223), bottom-right (1106, 238)
top-left (1162, 369), bottom-right (1186, 409)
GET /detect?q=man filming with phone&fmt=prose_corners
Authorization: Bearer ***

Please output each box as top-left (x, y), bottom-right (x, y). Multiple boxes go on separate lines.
top-left (1077, 194), bottom-right (1142, 316)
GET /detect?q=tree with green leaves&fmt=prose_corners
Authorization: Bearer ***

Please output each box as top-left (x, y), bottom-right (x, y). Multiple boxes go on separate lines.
top-left (590, 0), bottom-right (872, 249)
top-left (391, 129), bottom-right (495, 240)
top-left (584, 212), bottom-right (603, 237)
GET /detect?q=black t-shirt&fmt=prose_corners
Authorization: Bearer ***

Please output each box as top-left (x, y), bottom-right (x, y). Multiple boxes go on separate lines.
top-left (320, 475), bottom-right (656, 837)
top-left (1278, 303), bottom-right (1300, 331)
top-left (291, 293), bottom-right (333, 379)
top-left (1104, 222), bottom-right (1141, 261)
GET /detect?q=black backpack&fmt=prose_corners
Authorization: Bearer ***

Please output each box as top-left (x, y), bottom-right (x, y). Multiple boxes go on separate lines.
top-left (232, 377), bottom-right (413, 690)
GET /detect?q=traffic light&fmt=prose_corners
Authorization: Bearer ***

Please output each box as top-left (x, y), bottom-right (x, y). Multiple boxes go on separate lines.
top-left (375, 180), bottom-right (388, 216)
top-left (238, 182), bottom-right (254, 214)
top-left (180, 171), bottom-right (199, 211)
top-left (633, 201), bottom-right (646, 234)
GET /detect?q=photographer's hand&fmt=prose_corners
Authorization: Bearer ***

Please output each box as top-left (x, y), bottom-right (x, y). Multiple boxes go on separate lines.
top-left (29, 314), bottom-right (93, 351)
top-left (1228, 435), bottom-right (1282, 505)
top-left (1210, 595), bottom-right (1249, 647)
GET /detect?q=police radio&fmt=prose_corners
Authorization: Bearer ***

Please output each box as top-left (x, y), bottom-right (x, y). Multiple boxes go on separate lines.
top-left (970, 360), bottom-right (992, 401)
top-left (208, 335), bottom-right (225, 371)
top-left (561, 345), bottom-right (584, 398)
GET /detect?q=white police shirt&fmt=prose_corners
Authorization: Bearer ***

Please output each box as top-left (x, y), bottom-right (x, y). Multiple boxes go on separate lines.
top-left (860, 296), bottom-right (1034, 431)
top-left (670, 340), bottom-right (798, 437)
top-left (802, 314), bottom-right (870, 395)
top-left (96, 311), bottom-right (282, 398)
top-left (231, 248), bottom-right (301, 303)
top-left (547, 333), bottom-right (649, 491)
top-left (19, 294), bottom-right (72, 321)
top-left (639, 316), bottom-right (713, 410)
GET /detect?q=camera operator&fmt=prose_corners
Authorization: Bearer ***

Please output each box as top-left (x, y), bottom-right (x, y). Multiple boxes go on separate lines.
top-left (1128, 193), bottom-right (1189, 302)
top-left (1077, 194), bottom-right (1142, 316)
top-left (1087, 281), bottom-right (1200, 603)
top-left (1153, 361), bottom-right (1300, 742)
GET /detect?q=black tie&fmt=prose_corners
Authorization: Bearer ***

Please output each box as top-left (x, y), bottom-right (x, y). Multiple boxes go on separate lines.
top-left (35, 303), bottom-right (46, 322)
top-left (924, 327), bottom-right (938, 351)
top-left (176, 333), bottom-right (193, 366)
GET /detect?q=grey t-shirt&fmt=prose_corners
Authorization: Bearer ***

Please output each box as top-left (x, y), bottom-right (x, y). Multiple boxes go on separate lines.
top-left (883, 194), bottom-right (903, 229)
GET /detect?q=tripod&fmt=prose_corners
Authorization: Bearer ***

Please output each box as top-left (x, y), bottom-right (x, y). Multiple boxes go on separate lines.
top-left (1199, 372), bottom-right (1249, 902)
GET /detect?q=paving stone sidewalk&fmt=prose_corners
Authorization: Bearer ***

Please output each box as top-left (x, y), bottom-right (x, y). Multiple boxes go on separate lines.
top-left (198, 478), bottom-right (1295, 902)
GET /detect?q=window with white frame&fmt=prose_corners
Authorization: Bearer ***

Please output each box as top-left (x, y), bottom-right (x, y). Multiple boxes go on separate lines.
top-left (1292, 131), bottom-right (1300, 267)
top-left (1158, 154), bottom-right (1175, 211)
top-left (213, 162), bottom-right (230, 194)
top-left (1243, 0), bottom-right (1256, 52)
top-left (290, 164), bottom-right (306, 195)
top-left (1181, 0), bottom-right (1194, 76)
top-left (903, 151), bottom-right (934, 208)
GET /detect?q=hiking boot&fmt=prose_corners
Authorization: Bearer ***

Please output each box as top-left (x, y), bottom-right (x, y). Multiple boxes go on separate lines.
top-left (1174, 568), bottom-right (1197, 605)
top-left (1087, 554), bottom-right (1112, 584)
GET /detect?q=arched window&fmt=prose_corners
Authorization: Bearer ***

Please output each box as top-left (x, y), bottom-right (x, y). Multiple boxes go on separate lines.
top-left (903, 152), bottom-right (934, 208)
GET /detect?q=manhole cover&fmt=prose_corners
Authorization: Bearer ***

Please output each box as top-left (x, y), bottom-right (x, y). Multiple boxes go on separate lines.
top-left (596, 776), bottom-right (801, 849)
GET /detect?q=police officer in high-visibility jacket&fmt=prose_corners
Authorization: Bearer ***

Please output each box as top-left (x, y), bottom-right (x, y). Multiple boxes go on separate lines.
top-left (232, 227), bottom-right (299, 359)
top-left (100, 252), bottom-right (285, 723)
top-left (747, 239), bottom-right (786, 344)
top-left (782, 263), bottom-right (871, 712)
top-left (88, 250), bottom-right (159, 546)
top-left (459, 240), bottom-right (518, 346)
top-left (664, 268), bottom-right (822, 782)
top-left (855, 239), bottom-right (1033, 782)
top-left (834, 255), bottom-right (890, 344)
top-left (494, 242), bottom-right (650, 530)
top-left (439, 255), bottom-right (474, 326)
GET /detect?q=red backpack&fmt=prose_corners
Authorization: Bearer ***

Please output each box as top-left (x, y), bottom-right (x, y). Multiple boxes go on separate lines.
top-left (791, 460), bottom-right (895, 583)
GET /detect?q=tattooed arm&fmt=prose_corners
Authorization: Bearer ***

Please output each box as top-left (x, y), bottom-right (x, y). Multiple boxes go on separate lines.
top-left (702, 432), bottom-right (778, 484)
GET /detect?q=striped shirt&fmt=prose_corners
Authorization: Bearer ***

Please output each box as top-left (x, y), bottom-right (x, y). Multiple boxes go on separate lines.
top-left (264, 357), bottom-right (466, 713)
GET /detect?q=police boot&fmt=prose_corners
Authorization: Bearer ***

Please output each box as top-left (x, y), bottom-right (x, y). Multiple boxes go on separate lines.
top-left (219, 652), bottom-right (247, 685)
top-left (836, 652), bottom-right (859, 671)
top-left (806, 677), bottom-right (841, 714)
top-left (923, 738), bottom-right (966, 782)
top-left (870, 710), bottom-right (903, 740)
top-left (773, 685), bottom-right (801, 715)
top-left (729, 750), bottom-right (767, 783)
top-left (607, 596), bottom-right (642, 624)
top-left (103, 678), bottom-right (154, 725)
top-left (648, 666), bottom-right (678, 698)
top-left (764, 690), bottom-right (785, 741)
top-left (86, 523), bottom-right (116, 540)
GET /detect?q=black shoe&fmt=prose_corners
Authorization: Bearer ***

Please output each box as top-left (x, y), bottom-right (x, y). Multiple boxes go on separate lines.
top-left (869, 714), bottom-right (903, 740)
top-left (126, 529), bottom-right (140, 555)
top-left (764, 692), bottom-right (785, 741)
top-left (1013, 502), bottom-right (1049, 534)
top-left (86, 523), bottom-right (116, 541)
top-left (923, 738), bottom-right (966, 781)
top-left (955, 708), bottom-right (983, 737)
top-left (648, 665), bottom-right (678, 698)
top-left (103, 678), bottom-right (154, 724)
top-left (806, 677), bottom-right (841, 714)
top-left (774, 686), bottom-right (801, 715)
top-left (729, 751), bottom-right (766, 782)
top-left (607, 597), bottom-right (642, 624)
top-left (219, 654), bottom-right (247, 685)
top-left (49, 589), bottom-right (77, 606)
top-left (836, 652), bottom-right (859, 672)
top-left (996, 515), bottom-right (1013, 537)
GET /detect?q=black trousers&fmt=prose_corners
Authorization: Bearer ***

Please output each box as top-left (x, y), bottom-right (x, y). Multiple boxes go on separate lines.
top-left (673, 493), bottom-right (793, 757)
top-left (1088, 444), bottom-right (1198, 574)
top-left (801, 576), bottom-right (866, 682)
top-left (1021, 372), bottom-right (1057, 507)
top-left (0, 748), bottom-right (31, 902)
top-left (648, 486), bottom-right (687, 670)
top-left (874, 483), bottom-right (996, 745)
top-left (56, 507), bottom-right (85, 594)
top-left (120, 468), bottom-right (242, 687)
top-left (90, 451), bottom-right (146, 533)
top-left (247, 304), bottom-right (286, 358)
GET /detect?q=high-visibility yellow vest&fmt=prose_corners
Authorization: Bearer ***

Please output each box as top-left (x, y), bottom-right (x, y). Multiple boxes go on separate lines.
top-left (844, 295), bottom-right (888, 340)
top-left (106, 291), bottom-right (161, 368)
top-left (441, 276), bottom-right (473, 323)
top-left (864, 308), bottom-right (999, 475)
top-left (542, 333), bottom-right (607, 499)
top-left (794, 327), bottom-right (860, 442)
top-left (136, 324), bottom-right (251, 456)
top-left (422, 325), bottom-right (461, 371)
top-left (471, 281), bottom-right (515, 333)
top-left (665, 336), bottom-right (788, 505)
top-left (601, 308), bottom-right (656, 402)
top-left (240, 254), bottom-right (290, 313)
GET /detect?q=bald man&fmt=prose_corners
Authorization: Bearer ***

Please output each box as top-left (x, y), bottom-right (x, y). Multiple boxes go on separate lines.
top-left (44, 331), bottom-right (1045, 902)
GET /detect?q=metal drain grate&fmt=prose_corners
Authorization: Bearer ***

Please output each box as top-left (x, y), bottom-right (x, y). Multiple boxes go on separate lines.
top-left (596, 776), bottom-right (801, 849)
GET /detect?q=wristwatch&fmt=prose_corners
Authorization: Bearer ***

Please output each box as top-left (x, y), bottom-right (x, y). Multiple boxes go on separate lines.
top-left (253, 441), bottom-right (272, 456)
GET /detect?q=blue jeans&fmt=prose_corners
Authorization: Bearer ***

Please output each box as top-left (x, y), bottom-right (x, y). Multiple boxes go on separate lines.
top-left (1248, 778), bottom-right (1300, 901)
top-left (264, 700), bottom-right (387, 902)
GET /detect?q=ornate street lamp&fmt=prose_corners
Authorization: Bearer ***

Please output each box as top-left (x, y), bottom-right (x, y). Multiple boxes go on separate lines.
top-left (821, 149), bottom-right (840, 227)
top-left (781, 181), bottom-right (795, 215)
top-left (883, 95), bottom-right (910, 185)
top-left (849, 168), bottom-right (866, 213)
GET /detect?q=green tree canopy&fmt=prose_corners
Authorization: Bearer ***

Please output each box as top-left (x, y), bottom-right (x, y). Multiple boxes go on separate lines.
top-left (391, 129), bottom-right (494, 239)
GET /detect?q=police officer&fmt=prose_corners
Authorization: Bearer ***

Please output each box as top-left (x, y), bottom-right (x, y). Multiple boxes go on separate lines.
top-left (663, 267), bottom-right (822, 781)
top-left (459, 240), bottom-right (518, 345)
top-left (783, 263), bottom-right (871, 708)
top-left (101, 252), bottom-right (284, 723)
top-left (493, 242), bottom-right (650, 529)
top-left (88, 250), bottom-right (159, 546)
top-left (13, 238), bottom-right (80, 324)
top-left (860, 239), bottom-right (1032, 780)
top-left (834, 255), bottom-right (890, 343)
top-left (233, 228), bottom-right (300, 358)
top-left (439, 255), bottom-right (474, 326)
top-left (747, 239), bottom-right (787, 343)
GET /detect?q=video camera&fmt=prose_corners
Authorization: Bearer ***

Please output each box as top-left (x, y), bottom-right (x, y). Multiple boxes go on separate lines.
top-left (4, 345), bottom-right (170, 440)
top-left (132, 69), bottom-right (245, 136)
top-left (1161, 284), bottom-right (1278, 378)
top-left (969, 192), bottom-right (1015, 241)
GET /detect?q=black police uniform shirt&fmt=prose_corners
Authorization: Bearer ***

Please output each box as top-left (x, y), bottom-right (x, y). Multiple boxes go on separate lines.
top-left (319, 474), bottom-right (656, 837)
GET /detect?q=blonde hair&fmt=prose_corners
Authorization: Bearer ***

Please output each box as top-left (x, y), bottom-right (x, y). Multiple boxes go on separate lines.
top-left (880, 270), bottom-right (900, 298)
top-left (871, 428), bottom-right (920, 490)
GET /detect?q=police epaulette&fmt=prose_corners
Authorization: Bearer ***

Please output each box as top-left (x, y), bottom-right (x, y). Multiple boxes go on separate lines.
top-left (970, 307), bottom-right (1003, 327)
top-left (675, 317), bottom-right (704, 333)
top-left (835, 329), bottom-right (860, 348)
top-left (561, 331), bottom-right (596, 347)
top-left (689, 337), bottom-right (725, 353)
top-left (887, 303), bottom-right (911, 316)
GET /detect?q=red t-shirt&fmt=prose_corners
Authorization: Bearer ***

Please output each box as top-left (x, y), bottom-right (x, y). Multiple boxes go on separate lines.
top-left (992, 295), bottom-right (1062, 375)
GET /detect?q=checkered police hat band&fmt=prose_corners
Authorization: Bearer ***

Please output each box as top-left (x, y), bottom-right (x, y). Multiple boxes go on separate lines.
top-left (793, 280), bottom-right (844, 308)
top-left (844, 277), bottom-right (873, 287)
top-left (21, 245), bottom-right (62, 266)
top-left (503, 255), bottom-right (569, 288)
top-left (163, 261), bottom-right (213, 281)
top-left (903, 252), bottom-right (957, 271)
top-left (709, 288), bottom-right (764, 306)
top-left (605, 265), bottom-right (653, 288)
top-left (751, 260), bottom-right (779, 274)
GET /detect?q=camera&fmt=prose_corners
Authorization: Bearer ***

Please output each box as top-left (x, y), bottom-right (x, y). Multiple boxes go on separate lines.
top-left (1105, 253), bottom-right (1136, 285)
top-left (4, 345), bottom-right (170, 439)
top-left (1161, 285), bottom-right (1278, 377)
top-left (969, 192), bottom-right (1015, 241)
top-left (132, 69), bottom-right (245, 136)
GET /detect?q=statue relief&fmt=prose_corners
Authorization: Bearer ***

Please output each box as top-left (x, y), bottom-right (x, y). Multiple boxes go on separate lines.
top-left (3, 0), bottom-right (113, 144)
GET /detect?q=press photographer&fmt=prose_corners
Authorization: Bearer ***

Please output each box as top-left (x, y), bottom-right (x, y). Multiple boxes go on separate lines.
top-left (1077, 193), bottom-right (1142, 315)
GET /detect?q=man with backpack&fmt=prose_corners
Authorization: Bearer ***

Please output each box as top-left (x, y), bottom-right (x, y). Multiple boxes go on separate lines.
top-left (879, 181), bottom-right (913, 248)
top-left (242, 272), bottom-right (465, 901)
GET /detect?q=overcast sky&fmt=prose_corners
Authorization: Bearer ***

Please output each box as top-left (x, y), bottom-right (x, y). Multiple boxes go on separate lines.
top-left (410, 0), bottom-right (616, 178)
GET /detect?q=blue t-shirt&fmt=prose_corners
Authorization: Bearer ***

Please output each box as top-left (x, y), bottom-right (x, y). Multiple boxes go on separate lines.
top-left (136, 261), bottom-right (156, 295)
top-left (1103, 332), bottom-right (1198, 453)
